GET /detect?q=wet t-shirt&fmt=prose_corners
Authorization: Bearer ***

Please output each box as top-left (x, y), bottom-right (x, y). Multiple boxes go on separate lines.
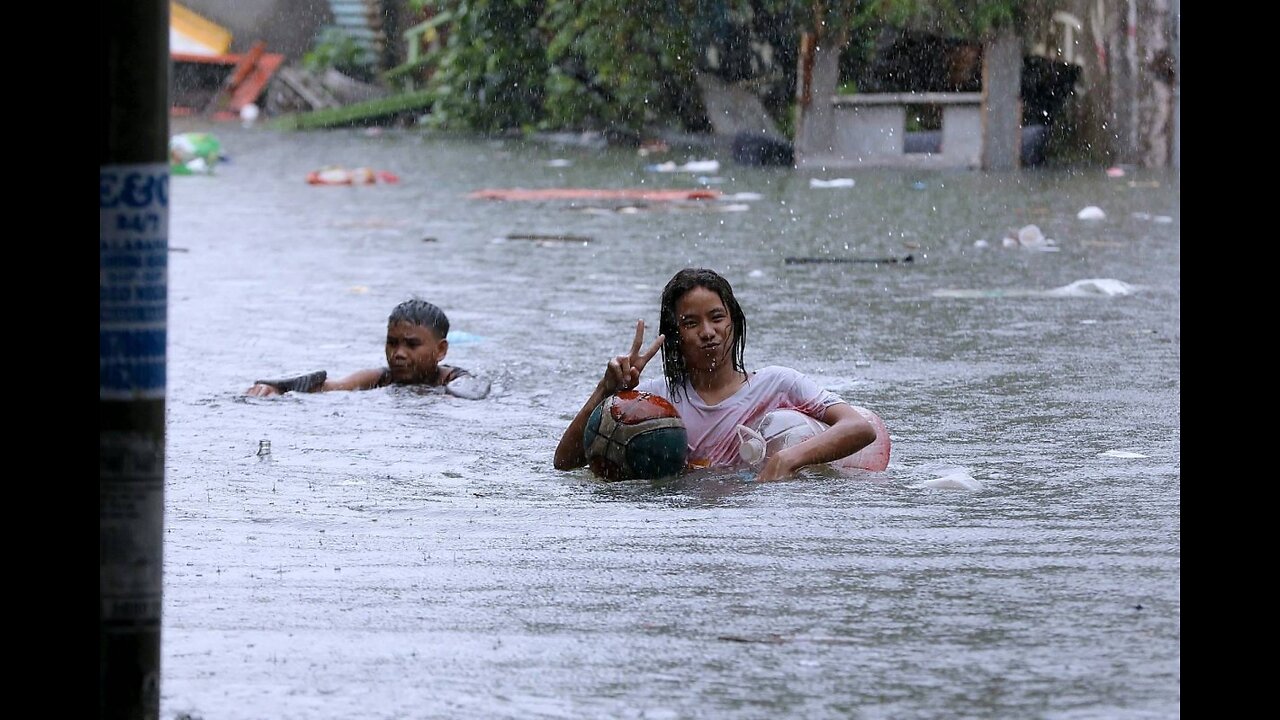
top-left (635, 365), bottom-right (845, 469)
top-left (377, 365), bottom-right (490, 399)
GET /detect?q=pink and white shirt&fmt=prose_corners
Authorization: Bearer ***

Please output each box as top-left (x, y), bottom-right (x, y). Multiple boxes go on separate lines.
top-left (635, 365), bottom-right (846, 469)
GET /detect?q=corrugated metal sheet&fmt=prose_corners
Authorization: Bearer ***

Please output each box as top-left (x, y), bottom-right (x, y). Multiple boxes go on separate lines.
top-left (326, 0), bottom-right (386, 63)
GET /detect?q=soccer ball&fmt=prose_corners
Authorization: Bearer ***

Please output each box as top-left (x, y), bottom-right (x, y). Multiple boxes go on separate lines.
top-left (583, 391), bottom-right (688, 481)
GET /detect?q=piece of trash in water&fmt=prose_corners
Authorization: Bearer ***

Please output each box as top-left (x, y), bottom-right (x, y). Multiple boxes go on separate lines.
top-left (637, 139), bottom-right (669, 156)
top-left (1098, 450), bottom-right (1148, 459)
top-left (646, 159), bottom-right (721, 173)
top-left (306, 167), bottom-right (400, 185)
top-left (503, 233), bottom-right (593, 244)
top-left (257, 439), bottom-right (272, 461)
top-left (933, 278), bottom-right (1138, 299)
top-left (422, 237), bottom-right (438, 243)
top-left (919, 467), bottom-right (983, 491)
top-left (1045, 278), bottom-right (1139, 297)
top-left (810, 178), bottom-right (855, 188)
top-left (748, 269), bottom-right (766, 278)
top-left (547, 158), bottom-right (572, 167)
top-left (1077, 206), bottom-right (1106, 220)
top-left (349, 285), bottom-right (369, 294)
top-left (974, 239), bottom-right (990, 248)
top-left (240, 102), bottom-right (259, 127)
top-left (785, 255), bottom-right (913, 265)
top-left (170, 132), bottom-right (222, 175)
top-left (1106, 166), bottom-right (1126, 178)
top-left (911, 181), bottom-right (928, 190)
top-left (1006, 224), bottom-right (1058, 251)
top-left (445, 331), bottom-right (485, 345)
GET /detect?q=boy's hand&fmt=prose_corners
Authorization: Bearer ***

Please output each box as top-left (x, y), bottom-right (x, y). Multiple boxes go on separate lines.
top-left (246, 383), bottom-right (282, 397)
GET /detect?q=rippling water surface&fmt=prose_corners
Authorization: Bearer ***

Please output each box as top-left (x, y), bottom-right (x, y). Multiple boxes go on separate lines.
top-left (162, 118), bottom-right (1179, 719)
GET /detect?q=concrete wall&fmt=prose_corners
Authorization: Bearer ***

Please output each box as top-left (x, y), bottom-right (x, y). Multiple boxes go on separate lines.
top-left (177, 0), bottom-right (334, 61)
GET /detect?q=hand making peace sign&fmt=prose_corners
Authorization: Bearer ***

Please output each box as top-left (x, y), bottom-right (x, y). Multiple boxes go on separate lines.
top-left (601, 319), bottom-right (665, 394)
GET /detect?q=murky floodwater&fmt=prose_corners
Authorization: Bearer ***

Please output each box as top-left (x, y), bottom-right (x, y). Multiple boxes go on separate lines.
top-left (161, 117), bottom-right (1179, 720)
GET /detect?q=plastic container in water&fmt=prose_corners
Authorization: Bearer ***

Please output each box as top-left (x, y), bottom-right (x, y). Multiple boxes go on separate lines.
top-left (736, 406), bottom-right (891, 471)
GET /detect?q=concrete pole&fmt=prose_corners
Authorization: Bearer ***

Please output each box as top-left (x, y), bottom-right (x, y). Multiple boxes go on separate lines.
top-left (981, 30), bottom-right (1023, 171)
top-left (793, 31), bottom-right (844, 167)
top-left (1171, 0), bottom-right (1179, 170)
top-left (100, 1), bottom-right (168, 718)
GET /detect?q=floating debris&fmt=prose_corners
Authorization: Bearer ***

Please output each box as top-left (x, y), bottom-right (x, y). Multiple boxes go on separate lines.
top-left (785, 255), bottom-right (914, 265)
top-left (809, 178), bottom-right (855, 188)
top-left (1004, 224), bottom-right (1058, 251)
top-left (500, 233), bottom-right (593, 246)
top-left (1099, 450), bottom-right (1148, 459)
top-left (469, 188), bottom-right (720, 202)
top-left (645, 159), bottom-right (721, 173)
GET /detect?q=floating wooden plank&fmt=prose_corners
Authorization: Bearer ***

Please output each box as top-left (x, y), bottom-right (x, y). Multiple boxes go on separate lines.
top-left (784, 255), bottom-right (914, 265)
top-left (504, 234), bottom-right (594, 243)
top-left (203, 41), bottom-right (266, 114)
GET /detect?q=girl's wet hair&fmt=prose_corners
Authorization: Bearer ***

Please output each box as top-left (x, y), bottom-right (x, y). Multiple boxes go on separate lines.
top-left (389, 298), bottom-right (450, 338)
top-left (658, 268), bottom-right (746, 402)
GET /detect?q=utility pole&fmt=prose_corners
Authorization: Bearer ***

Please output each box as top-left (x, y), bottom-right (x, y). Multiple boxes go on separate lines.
top-left (101, 1), bottom-right (168, 718)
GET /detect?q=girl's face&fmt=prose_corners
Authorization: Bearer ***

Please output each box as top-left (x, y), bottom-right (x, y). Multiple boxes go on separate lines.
top-left (673, 286), bottom-right (734, 372)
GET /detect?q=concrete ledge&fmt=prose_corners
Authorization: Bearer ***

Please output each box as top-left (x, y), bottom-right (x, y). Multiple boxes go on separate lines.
top-left (812, 92), bottom-right (983, 169)
top-left (831, 92), bottom-right (982, 106)
top-left (796, 153), bottom-right (981, 170)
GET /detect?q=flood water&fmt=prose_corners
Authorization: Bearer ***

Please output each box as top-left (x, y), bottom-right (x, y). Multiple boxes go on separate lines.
top-left (161, 117), bottom-right (1179, 720)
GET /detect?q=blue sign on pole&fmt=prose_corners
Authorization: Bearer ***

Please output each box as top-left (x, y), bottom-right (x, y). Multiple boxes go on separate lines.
top-left (100, 163), bottom-right (168, 400)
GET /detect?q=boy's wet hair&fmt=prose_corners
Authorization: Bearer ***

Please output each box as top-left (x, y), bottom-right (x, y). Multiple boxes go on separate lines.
top-left (389, 298), bottom-right (450, 338)
top-left (658, 268), bottom-right (747, 402)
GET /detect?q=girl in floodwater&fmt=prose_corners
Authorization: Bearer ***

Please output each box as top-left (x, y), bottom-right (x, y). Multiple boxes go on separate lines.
top-left (246, 298), bottom-right (490, 400)
top-left (554, 267), bottom-right (876, 481)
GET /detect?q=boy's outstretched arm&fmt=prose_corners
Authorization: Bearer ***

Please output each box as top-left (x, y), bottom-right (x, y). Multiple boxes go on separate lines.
top-left (246, 369), bottom-right (330, 396)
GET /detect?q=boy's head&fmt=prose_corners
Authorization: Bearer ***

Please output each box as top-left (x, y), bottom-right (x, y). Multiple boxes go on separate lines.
top-left (388, 299), bottom-right (450, 338)
top-left (385, 299), bottom-right (451, 384)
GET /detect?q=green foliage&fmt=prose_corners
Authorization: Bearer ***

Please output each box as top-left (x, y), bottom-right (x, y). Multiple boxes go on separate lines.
top-left (538, 0), bottom-right (701, 134)
top-left (303, 26), bottom-right (377, 82)
top-left (411, 0), bottom-right (1054, 136)
top-left (420, 0), bottom-right (705, 136)
top-left (753, 0), bottom-right (1044, 43)
top-left (420, 0), bottom-right (549, 133)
